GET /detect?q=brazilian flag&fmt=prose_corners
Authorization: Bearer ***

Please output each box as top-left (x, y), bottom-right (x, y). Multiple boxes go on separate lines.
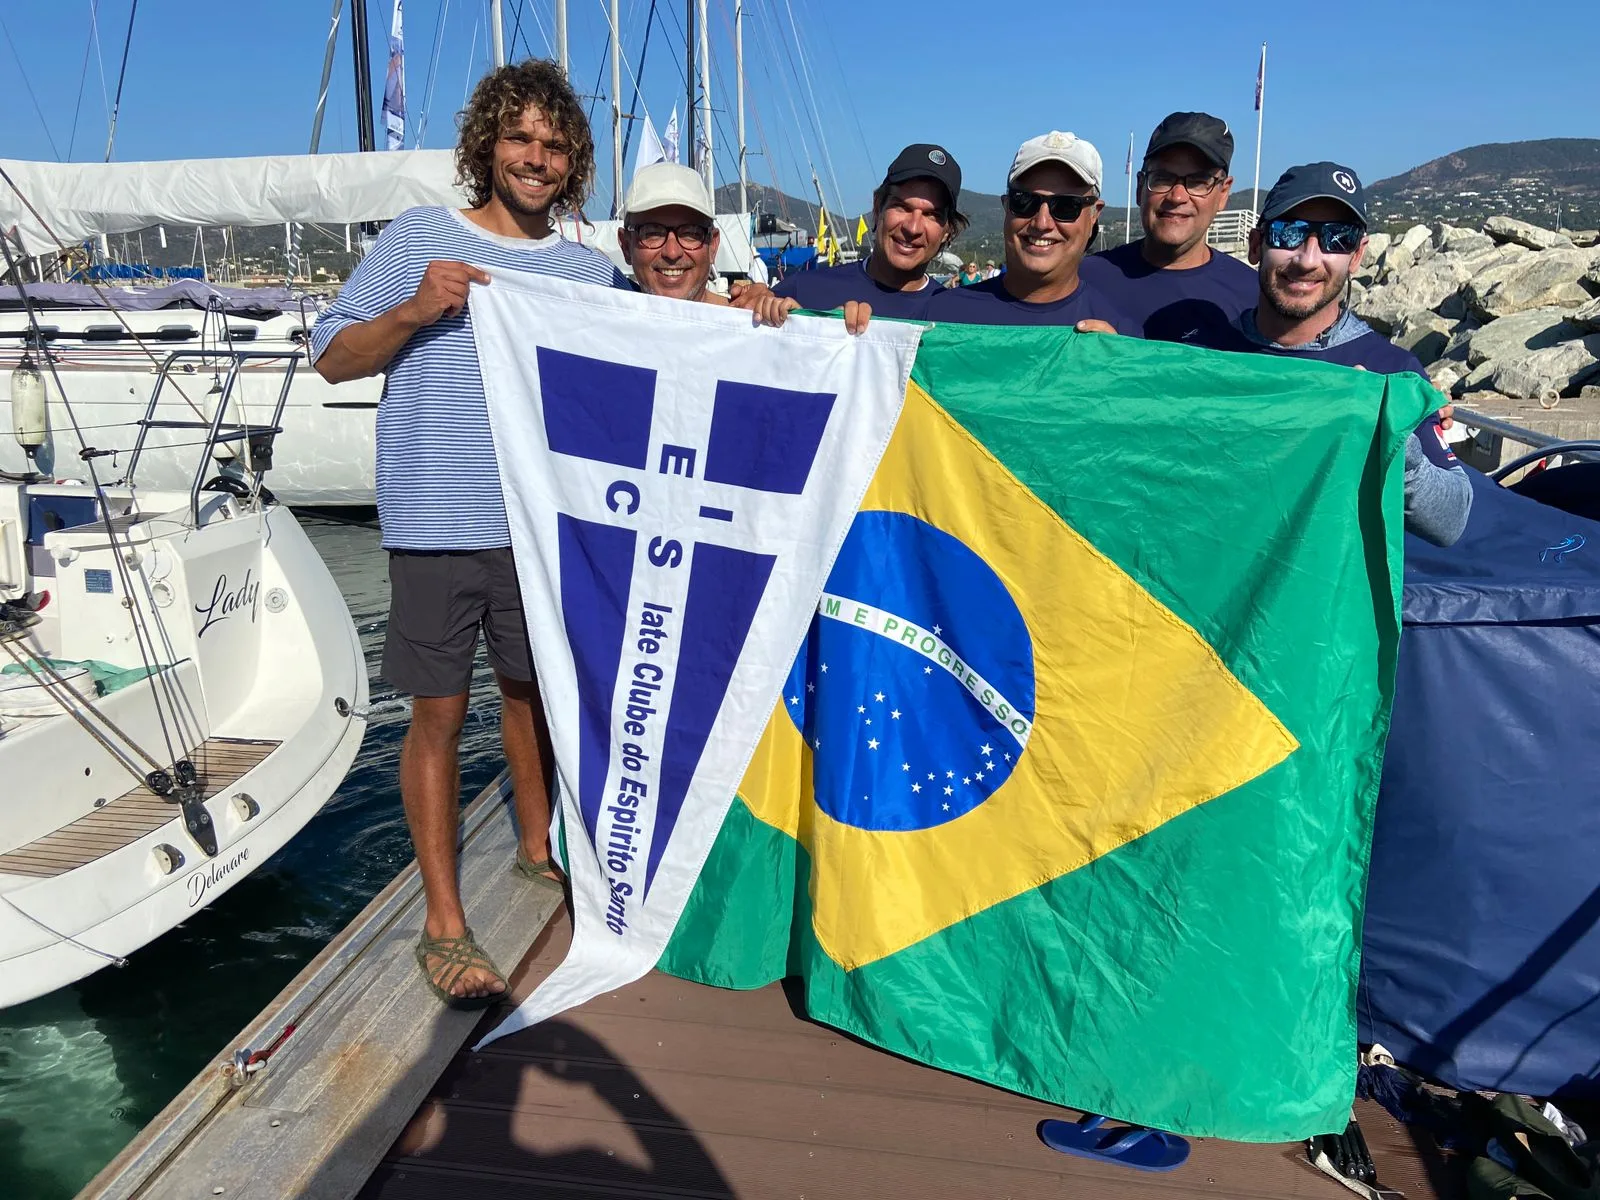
top-left (658, 323), bottom-right (1432, 1142)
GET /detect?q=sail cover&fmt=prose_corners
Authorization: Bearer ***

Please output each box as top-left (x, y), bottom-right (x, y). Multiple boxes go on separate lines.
top-left (0, 151), bottom-right (468, 255)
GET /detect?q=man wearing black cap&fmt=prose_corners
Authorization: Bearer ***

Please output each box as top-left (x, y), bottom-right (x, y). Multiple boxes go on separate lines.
top-left (1081, 112), bottom-right (1258, 343)
top-left (1202, 161), bottom-right (1471, 545)
top-left (771, 143), bottom-right (967, 320)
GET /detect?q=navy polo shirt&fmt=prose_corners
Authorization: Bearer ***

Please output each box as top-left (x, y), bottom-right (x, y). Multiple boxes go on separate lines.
top-left (1081, 239), bottom-right (1259, 344)
top-left (773, 260), bottom-right (942, 320)
top-left (925, 274), bottom-right (1139, 331)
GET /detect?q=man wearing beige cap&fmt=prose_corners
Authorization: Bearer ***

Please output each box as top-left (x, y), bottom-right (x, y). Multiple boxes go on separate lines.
top-left (623, 162), bottom-right (869, 330)
top-left (927, 131), bottom-right (1132, 331)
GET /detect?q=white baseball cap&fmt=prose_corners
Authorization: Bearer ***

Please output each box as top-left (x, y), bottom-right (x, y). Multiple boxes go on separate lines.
top-left (1008, 131), bottom-right (1103, 192)
top-left (623, 162), bottom-right (715, 222)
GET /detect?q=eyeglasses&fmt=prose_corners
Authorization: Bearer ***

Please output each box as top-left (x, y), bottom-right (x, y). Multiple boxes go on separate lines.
top-left (1005, 189), bottom-right (1096, 223)
top-left (626, 222), bottom-right (713, 250)
top-left (1140, 169), bottom-right (1225, 197)
top-left (1263, 218), bottom-right (1365, 256)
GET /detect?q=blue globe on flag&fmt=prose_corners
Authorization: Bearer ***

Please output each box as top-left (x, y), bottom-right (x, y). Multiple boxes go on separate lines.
top-left (781, 512), bottom-right (1036, 831)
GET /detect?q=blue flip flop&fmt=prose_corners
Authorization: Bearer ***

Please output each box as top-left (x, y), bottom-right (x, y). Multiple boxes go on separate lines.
top-left (1038, 1114), bottom-right (1191, 1173)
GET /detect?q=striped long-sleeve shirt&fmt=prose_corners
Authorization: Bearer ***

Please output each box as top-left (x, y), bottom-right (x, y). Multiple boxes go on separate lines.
top-left (309, 205), bottom-right (628, 550)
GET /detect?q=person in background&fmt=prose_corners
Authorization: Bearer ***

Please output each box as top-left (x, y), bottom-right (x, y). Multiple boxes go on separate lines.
top-left (623, 162), bottom-right (870, 331)
top-left (310, 60), bottom-right (630, 1008)
top-left (1081, 111), bottom-right (1258, 344)
top-left (926, 131), bottom-right (1133, 331)
top-left (983, 259), bottom-right (1000, 279)
top-left (768, 143), bottom-right (965, 320)
top-left (959, 261), bottom-right (983, 286)
top-left (1198, 161), bottom-right (1470, 545)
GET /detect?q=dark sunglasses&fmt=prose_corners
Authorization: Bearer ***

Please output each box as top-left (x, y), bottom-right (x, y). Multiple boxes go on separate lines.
top-left (626, 221), bottom-right (713, 250)
top-left (1005, 189), bottom-right (1096, 223)
top-left (1263, 218), bottom-right (1365, 256)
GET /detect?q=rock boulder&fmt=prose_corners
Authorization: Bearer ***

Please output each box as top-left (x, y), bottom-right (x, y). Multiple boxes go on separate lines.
top-left (1466, 249), bottom-right (1594, 319)
top-left (1483, 214), bottom-right (1575, 251)
top-left (1357, 256), bottom-right (1476, 332)
top-left (1485, 336), bottom-right (1600, 401)
top-left (1458, 307), bottom-right (1584, 368)
top-left (1393, 311), bottom-right (1458, 364)
top-left (1572, 296), bottom-right (1600, 331)
top-left (1433, 223), bottom-right (1496, 258)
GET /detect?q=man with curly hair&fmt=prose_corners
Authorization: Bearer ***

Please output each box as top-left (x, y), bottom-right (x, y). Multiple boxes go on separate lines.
top-left (311, 59), bottom-right (627, 1008)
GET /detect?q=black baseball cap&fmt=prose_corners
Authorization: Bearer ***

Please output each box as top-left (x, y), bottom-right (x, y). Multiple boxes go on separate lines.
top-left (1144, 112), bottom-right (1234, 171)
top-left (1259, 161), bottom-right (1368, 225)
top-left (880, 143), bottom-right (962, 208)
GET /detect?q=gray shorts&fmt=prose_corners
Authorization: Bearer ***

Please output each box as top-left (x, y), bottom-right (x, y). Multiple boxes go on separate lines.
top-left (382, 548), bottom-right (533, 697)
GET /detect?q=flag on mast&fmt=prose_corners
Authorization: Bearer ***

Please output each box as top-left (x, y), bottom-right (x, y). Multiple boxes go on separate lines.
top-left (383, 0), bottom-right (407, 150)
top-left (1255, 43), bottom-right (1266, 111)
top-left (632, 115), bottom-right (671, 179)
top-left (662, 107), bottom-right (681, 164)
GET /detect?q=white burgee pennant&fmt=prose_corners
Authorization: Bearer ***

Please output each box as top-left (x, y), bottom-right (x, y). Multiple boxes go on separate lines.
top-left (471, 272), bottom-right (922, 1046)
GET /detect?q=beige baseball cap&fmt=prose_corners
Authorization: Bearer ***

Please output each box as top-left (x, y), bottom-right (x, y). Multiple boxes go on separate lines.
top-left (623, 162), bottom-right (715, 222)
top-left (1008, 131), bottom-right (1103, 191)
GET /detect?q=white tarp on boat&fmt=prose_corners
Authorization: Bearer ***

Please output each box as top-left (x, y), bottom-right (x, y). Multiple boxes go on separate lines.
top-left (0, 151), bottom-right (468, 255)
top-left (470, 270), bottom-right (921, 1046)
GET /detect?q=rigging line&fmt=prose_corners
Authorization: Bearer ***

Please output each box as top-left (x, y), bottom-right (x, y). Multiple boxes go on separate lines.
top-left (618, 0), bottom-right (657, 168)
top-left (0, 164), bottom-right (209, 422)
top-left (414, 0), bottom-right (453, 147)
top-left (0, 640), bottom-right (162, 782)
top-left (103, 0), bottom-right (138, 162)
top-left (779, 0), bottom-right (848, 217)
top-left (0, 893), bottom-right (127, 969)
top-left (0, 232), bottom-right (187, 776)
top-left (746, 4), bottom-right (821, 206)
top-left (809, 2), bottom-right (875, 184)
top-left (0, 15), bottom-right (64, 161)
top-left (67, 0), bottom-right (104, 162)
top-left (460, 14), bottom-right (480, 107)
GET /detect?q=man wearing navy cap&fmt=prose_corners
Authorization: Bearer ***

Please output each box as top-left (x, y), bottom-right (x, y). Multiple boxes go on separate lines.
top-left (772, 143), bottom-right (967, 320)
top-left (1082, 112), bottom-right (1258, 343)
top-left (1203, 161), bottom-right (1470, 544)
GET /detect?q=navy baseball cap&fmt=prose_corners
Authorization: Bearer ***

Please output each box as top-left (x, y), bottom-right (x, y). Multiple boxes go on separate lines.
top-left (1145, 112), bottom-right (1234, 171)
top-left (881, 143), bottom-right (962, 208)
top-left (1259, 161), bottom-right (1368, 225)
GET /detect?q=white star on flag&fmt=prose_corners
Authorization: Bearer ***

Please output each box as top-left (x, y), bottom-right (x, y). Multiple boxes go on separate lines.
top-left (868, 738), bottom-right (879, 750)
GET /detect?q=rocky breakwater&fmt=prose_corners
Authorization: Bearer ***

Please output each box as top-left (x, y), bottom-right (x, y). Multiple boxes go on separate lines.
top-left (1352, 216), bottom-right (1600, 406)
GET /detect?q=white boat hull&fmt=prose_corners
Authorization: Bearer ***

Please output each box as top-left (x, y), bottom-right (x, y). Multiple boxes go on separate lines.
top-left (0, 309), bottom-right (379, 506)
top-left (0, 489), bottom-right (369, 1006)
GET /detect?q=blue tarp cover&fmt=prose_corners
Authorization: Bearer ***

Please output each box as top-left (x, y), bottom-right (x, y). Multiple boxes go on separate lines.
top-left (1360, 468), bottom-right (1600, 1099)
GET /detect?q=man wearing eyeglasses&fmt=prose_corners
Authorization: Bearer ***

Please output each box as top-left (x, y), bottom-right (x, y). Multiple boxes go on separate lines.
top-left (1081, 112), bottom-right (1257, 343)
top-left (769, 143), bottom-right (965, 320)
top-left (925, 131), bottom-right (1132, 330)
top-left (622, 163), bottom-right (868, 330)
top-left (1205, 161), bottom-right (1471, 545)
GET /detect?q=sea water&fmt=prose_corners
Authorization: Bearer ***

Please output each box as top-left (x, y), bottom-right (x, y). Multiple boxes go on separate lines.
top-left (0, 516), bottom-right (509, 1199)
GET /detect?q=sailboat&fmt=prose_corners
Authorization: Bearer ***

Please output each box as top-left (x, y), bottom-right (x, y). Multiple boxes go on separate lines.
top-left (0, 269), bottom-right (368, 1007)
top-left (0, 0), bottom-right (766, 506)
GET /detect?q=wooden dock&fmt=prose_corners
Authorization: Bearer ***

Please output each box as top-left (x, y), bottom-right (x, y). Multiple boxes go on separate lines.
top-left (359, 911), bottom-right (1466, 1200)
top-left (80, 779), bottom-right (1490, 1200)
top-left (78, 773), bottom-right (564, 1200)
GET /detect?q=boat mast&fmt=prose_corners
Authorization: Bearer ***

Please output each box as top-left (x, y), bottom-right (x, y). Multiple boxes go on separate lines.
top-left (609, 0), bottom-right (623, 215)
top-left (735, 0), bottom-right (746, 214)
top-left (350, 0), bottom-right (377, 152)
top-left (684, 1), bottom-right (695, 160)
top-left (556, 0), bottom-right (568, 74)
top-left (696, 0), bottom-right (712, 198)
top-left (490, 0), bottom-right (505, 67)
top-left (309, 0), bottom-right (346, 153)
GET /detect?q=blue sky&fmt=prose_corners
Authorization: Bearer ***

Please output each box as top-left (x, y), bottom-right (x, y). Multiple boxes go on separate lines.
top-left (0, 0), bottom-right (1592, 219)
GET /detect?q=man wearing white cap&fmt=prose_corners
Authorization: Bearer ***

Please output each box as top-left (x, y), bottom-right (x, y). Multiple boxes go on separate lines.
top-left (926, 131), bottom-right (1133, 330)
top-left (622, 163), bottom-right (866, 330)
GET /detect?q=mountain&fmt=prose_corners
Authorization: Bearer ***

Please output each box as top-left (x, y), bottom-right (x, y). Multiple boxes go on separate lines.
top-left (1367, 138), bottom-right (1600, 232)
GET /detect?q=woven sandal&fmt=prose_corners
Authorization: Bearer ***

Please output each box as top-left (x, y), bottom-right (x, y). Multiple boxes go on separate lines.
top-left (513, 847), bottom-right (567, 893)
top-left (414, 928), bottom-right (507, 1010)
